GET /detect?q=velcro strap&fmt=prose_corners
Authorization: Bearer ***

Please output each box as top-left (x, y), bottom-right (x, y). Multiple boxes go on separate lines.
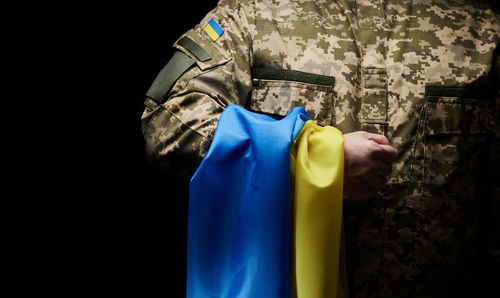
top-left (177, 36), bottom-right (211, 62)
top-left (146, 51), bottom-right (196, 103)
top-left (251, 67), bottom-right (335, 87)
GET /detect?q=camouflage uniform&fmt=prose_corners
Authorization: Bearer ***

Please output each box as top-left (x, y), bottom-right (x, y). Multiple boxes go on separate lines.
top-left (142, 0), bottom-right (500, 297)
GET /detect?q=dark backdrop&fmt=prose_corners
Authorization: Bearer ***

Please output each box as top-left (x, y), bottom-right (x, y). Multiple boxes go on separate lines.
top-left (3, 4), bottom-right (217, 297)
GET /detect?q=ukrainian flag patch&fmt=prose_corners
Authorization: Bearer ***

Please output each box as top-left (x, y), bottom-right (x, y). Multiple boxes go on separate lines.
top-left (203, 18), bottom-right (224, 41)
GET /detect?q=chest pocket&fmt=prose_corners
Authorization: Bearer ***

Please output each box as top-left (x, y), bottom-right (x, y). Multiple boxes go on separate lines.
top-left (406, 85), bottom-right (495, 222)
top-left (248, 68), bottom-right (336, 126)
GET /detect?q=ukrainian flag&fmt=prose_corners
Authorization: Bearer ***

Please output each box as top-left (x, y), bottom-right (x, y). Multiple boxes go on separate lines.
top-left (203, 18), bottom-right (224, 41)
top-left (188, 105), bottom-right (348, 298)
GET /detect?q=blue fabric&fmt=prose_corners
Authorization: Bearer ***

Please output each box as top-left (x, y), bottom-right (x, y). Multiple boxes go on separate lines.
top-left (187, 105), bottom-right (310, 298)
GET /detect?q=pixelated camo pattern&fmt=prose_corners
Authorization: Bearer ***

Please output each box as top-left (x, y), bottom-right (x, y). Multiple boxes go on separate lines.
top-left (142, 0), bottom-right (500, 297)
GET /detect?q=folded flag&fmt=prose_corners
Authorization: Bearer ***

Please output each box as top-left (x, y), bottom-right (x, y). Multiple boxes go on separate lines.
top-left (188, 104), bottom-right (348, 298)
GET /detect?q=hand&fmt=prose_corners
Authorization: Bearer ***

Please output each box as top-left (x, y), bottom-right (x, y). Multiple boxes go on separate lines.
top-left (343, 131), bottom-right (397, 200)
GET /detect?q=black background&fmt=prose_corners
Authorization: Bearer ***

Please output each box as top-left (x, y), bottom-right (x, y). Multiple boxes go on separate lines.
top-left (3, 3), bottom-right (500, 298)
top-left (3, 4), bottom-right (217, 297)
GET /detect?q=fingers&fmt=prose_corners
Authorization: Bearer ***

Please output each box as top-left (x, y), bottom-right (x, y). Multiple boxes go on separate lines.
top-left (343, 131), bottom-right (397, 200)
top-left (364, 132), bottom-right (398, 162)
top-left (378, 144), bottom-right (398, 162)
top-left (377, 161), bottom-right (392, 176)
top-left (367, 133), bottom-right (390, 145)
top-left (354, 143), bottom-right (394, 197)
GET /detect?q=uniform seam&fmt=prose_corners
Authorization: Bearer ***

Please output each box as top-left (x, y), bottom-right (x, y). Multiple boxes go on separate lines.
top-left (248, 0), bottom-right (256, 66)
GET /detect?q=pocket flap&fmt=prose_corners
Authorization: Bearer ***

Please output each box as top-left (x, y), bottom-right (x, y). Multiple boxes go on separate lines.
top-left (425, 86), bottom-right (494, 135)
top-left (249, 68), bottom-right (336, 126)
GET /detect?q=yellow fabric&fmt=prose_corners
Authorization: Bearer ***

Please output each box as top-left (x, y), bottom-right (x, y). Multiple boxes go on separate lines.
top-left (203, 24), bottom-right (220, 41)
top-left (290, 120), bottom-right (348, 298)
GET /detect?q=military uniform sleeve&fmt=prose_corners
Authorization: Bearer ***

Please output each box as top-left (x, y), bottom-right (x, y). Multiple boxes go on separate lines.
top-left (141, 0), bottom-right (254, 179)
top-left (483, 42), bottom-right (500, 297)
top-left (491, 45), bottom-right (500, 271)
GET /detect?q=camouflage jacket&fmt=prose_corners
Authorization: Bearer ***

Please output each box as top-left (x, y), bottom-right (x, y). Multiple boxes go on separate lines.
top-left (142, 0), bottom-right (500, 297)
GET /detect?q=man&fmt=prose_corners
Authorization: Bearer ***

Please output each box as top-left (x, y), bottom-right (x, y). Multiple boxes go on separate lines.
top-left (142, 0), bottom-right (500, 297)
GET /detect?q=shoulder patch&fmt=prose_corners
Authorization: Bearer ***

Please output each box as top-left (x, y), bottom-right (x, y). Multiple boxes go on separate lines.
top-left (203, 18), bottom-right (224, 41)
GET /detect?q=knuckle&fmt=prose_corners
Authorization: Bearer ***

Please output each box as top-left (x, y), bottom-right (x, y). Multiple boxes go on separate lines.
top-left (358, 131), bottom-right (370, 139)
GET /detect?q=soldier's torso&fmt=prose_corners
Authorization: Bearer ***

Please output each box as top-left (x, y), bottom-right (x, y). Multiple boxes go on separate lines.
top-left (245, 0), bottom-right (499, 296)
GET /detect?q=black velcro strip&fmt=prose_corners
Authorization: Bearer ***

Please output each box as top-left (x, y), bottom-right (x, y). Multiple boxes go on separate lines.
top-left (177, 36), bottom-right (211, 62)
top-left (146, 51), bottom-right (196, 103)
top-left (251, 67), bottom-right (335, 87)
top-left (425, 85), bottom-right (491, 101)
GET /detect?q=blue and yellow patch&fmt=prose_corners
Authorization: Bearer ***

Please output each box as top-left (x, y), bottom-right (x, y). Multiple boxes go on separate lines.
top-left (203, 18), bottom-right (224, 41)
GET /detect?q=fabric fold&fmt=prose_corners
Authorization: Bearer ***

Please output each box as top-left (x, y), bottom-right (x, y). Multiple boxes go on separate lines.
top-left (187, 104), bottom-right (309, 298)
top-left (187, 104), bottom-right (347, 298)
top-left (290, 121), bottom-right (348, 298)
